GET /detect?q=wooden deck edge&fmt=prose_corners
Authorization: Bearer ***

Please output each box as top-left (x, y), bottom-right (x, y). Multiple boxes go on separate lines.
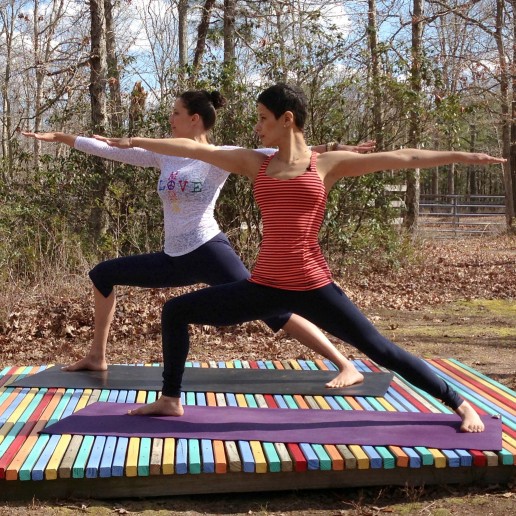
top-left (2, 466), bottom-right (514, 501)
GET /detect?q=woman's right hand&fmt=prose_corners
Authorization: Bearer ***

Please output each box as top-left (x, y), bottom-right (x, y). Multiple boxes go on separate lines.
top-left (21, 131), bottom-right (58, 142)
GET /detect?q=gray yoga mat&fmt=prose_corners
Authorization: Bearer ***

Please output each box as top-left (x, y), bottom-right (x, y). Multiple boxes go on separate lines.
top-left (10, 364), bottom-right (393, 396)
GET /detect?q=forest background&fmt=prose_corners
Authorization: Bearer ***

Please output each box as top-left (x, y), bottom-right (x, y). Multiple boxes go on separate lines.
top-left (0, 1), bottom-right (515, 513)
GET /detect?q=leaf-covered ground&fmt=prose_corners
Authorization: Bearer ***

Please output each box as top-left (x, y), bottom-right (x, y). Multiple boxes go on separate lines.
top-left (1, 235), bottom-right (514, 378)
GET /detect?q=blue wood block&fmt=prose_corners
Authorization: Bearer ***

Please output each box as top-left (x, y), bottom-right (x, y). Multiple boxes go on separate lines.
top-left (86, 436), bottom-right (107, 478)
top-left (237, 441), bottom-right (255, 473)
top-left (31, 434), bottom-right (62, 480)
top-left (299, 443), bottom-right (319, 470)
top-left (117, 391), bottom-right (129, 402)
top-left (111, 437), bottom-right (129, 477)
top-left (201, 439), bottom-right (215, 473)
top-left (323, 396), bottom-right (342, 410)
top-left (442, 449), bottom-right (461, 467)
top-left (362, 446), bottom-right (383, 468)
top-left (175, 439), bottom-right (188, 474)
top-left (226, 393), bottom-right (237, 407)
top-left (0, 388), bottom-right (30, 424)
top-left (402, 447), bottom-right (421, 468)
top-left (107, 390), bottom-right (119, 402)
top-left (196, 392), bottom-right (207, 406)
top-left (273, 395), bottom-right (288, 408)
top-left (99, 436), bottom-right (118, 477)
top-left (384, 393), bottom-right (409, 412)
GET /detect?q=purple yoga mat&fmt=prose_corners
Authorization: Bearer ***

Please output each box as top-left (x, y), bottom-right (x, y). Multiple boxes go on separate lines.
top-left (40, 402), bottom-right (503, 450)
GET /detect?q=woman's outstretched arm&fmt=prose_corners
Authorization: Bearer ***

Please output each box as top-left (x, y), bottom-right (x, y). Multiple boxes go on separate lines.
top-left (22, 131), bottom-right (77, 146)
top-left (94, 135), bottom-right (264, 179)
top-left (320, 148), bottom-right (506, 188)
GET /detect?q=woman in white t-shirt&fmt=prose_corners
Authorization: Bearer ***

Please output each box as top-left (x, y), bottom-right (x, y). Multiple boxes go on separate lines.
top-left (22, 89), bottom-right (372, 388)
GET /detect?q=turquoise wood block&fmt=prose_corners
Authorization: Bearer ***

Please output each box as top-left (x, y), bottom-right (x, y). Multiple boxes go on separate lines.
top-left (137, 437), bottom-right (152, 476)
top-left (188, 439), bottom-right (201, 474)
top-left (414, 446), bottom-right (434, 466)
top-left (312, 443), bottom-right (331, 471)
top-left (376, 447), bottom-right (396, 469)
top-left (262, 442), bottom-right (281, 472)
top-left (72, 435), bottom-right (95, 478)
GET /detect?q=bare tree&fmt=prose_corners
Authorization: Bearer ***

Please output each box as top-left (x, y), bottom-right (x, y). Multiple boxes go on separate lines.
top-left (404, 0), bottom-right (424, 232)
top-left (88, 0), bottom-right (110, 239)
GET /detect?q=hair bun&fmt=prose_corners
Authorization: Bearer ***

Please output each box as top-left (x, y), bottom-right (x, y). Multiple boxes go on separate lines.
top-left (209, 90), bottom-right (227, 110)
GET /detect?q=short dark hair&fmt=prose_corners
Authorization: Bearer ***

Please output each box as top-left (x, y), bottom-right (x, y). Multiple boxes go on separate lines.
top-left (178, 90), bottom-right (227, 130)
top-left (256, 83), bottom-right (307, 129)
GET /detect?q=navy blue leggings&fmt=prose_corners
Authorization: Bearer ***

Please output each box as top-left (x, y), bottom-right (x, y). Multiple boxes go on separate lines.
top-left (88, 232), bottom-right (290, 332)
top-left (161, 280), bottom-right (463, 409)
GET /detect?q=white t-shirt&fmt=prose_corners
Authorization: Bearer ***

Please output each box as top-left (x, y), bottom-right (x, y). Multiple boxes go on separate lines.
top-left (75, 137), bottom-right (273, 256)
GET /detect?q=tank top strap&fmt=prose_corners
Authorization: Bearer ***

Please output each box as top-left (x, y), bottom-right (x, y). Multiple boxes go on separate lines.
top-left (258, 153), bottom-right (276, 176)
top-left (307, 150), bottom-right (319, 171)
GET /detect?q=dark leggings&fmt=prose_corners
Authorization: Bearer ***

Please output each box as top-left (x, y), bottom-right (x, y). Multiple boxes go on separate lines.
top-left (161, 280), bottom-right (463, 409)
top-left (88, 232), bottom-right (290, 332)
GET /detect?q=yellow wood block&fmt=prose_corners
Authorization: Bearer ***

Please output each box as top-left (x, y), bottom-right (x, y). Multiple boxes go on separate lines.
top-left (250, 441), bottom-right (267, 473)
top-left (348, 445), bottom-right (369, 469)
top-left (45, 434), bottom-right (72, 480)
top-left (428, 448), bottom-right (447, 468)
top-left (125, 437), bottom-right (140, 476)
top-left (162, 438), bottom-right (175, 475)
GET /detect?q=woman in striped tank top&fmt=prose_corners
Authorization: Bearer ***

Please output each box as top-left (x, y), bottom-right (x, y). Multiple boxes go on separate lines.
top-left (97, 83), bottom-right (505, 432)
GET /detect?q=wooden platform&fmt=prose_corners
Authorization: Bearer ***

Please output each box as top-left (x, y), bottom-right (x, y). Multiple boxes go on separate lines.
top-left (1, 358), bottom-right (515, 501)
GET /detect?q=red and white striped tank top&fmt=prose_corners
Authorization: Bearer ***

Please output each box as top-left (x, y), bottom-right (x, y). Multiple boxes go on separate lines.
top-left (249, 151), bottom-right (333, 290)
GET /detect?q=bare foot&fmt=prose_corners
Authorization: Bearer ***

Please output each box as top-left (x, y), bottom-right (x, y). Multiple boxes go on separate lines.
top-left (326, 367), bottom-right (364, 388)
top-left (455, 400), bottom-right (485, 432)
top-left (128, 395), bottom-right (184, 417)
top-left (62, 356), bottom-right (108, 372)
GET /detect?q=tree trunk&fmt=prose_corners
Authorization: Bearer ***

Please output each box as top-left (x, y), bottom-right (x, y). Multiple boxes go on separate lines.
top-left (404, 0), bottom-right (423, 232)
top-left (224, 0), bottom-right (236, 66)
top-left (88, 0), bottom-right (110, 240)
top-left (367, 0), bottom-right (384, 150)
top-left (509, 0), bottom-right (516, 228)
top-left (496, 0), bottom-right (514, 228)
top-left (178, 0), bottom-right (188, 89)
top-left (191, 0), bottom-right (216, 82)
top-left (105, 0), bottom-right (122, 132)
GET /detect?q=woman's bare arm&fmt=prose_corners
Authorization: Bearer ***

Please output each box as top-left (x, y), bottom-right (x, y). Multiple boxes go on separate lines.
top-left (94, 135), bottom-right (264, 179)
top-left (320, 148), bottom-right (506, 189)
